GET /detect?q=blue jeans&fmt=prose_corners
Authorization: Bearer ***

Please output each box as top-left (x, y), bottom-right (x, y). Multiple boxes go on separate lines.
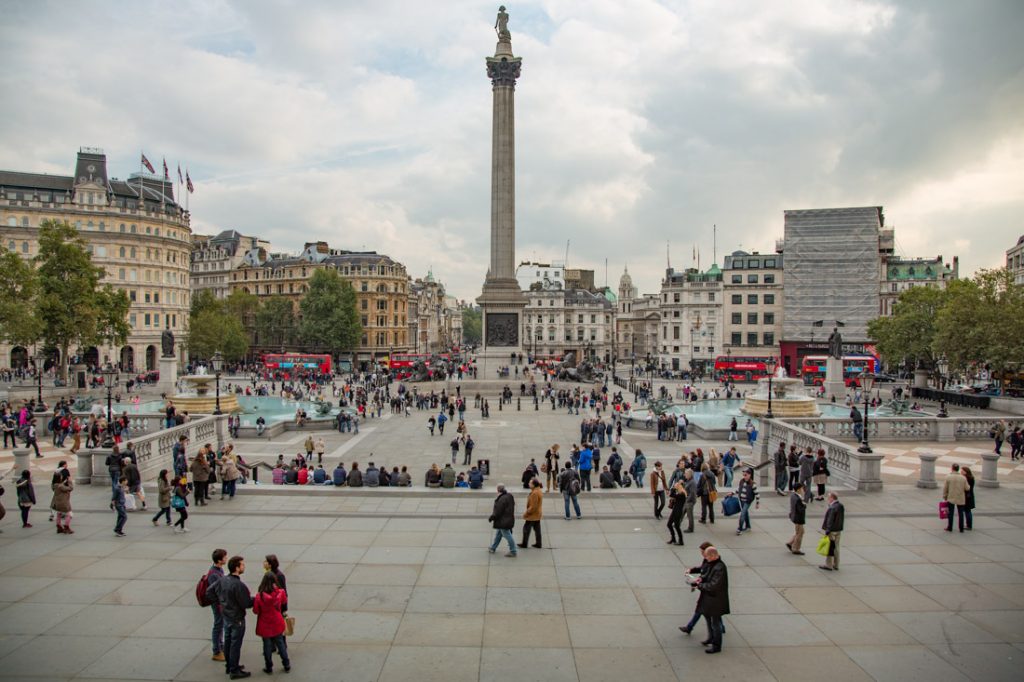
top-left (262, 634), bottom-right (290, 670)
top-left (211, 605), bottom-right (224, 654)
top-left (114, 504), bottom-right (127, 533)
top-left (738, 501), bottom-right (751, 532)
top-left (224, 619), bottom-right (245, 674)
top-left (723, 467), bottom-right (734, 487)
top-left (489, 528), bottom-right (516, 553)
top-left (222, 479), bottom-right (236, 498)
top-left (704, 613), bottom-right (724, 649)
top-left (563, 492), bottom-right (581, 518)
top-left (686, 609), bottom-right (725, 633)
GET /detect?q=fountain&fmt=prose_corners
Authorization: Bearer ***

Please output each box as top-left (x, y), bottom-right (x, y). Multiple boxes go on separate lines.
top-left (742, 367), bottom-right (819, 418)
top-left (167, 366), bottom-right (240, 414)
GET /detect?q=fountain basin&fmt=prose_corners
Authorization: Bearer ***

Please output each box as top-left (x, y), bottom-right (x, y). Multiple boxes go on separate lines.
top-left (741, 377), bottom-right (819, 418)
top-left (167, 374), bottom-right (241, 414)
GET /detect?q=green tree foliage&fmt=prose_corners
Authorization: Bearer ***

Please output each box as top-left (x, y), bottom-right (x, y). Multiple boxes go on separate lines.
top-left (867, 286), bottom-right (947, 371)
top-left (0, 246), bottom-right (42, 346)
top-left (255, 296), bottom-right (296, 350)
top-left (461, 308), bottom-right (482, 345)
top-left (189, 288), bottom-right (221, 319)
top-left (934, 268), bottom-right (1024, 376)
top-left (188, 308), bottom-right (249, 362)
top-left (223, 289), bottom-right (260, 326)
top-left (34, 220), bottom-right (130, 379)
top-left (299, 269), bottom-right (361, 355)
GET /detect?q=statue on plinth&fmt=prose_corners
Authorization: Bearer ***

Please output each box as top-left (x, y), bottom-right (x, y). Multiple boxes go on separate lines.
top-left (161, 330), bottom-right (175, 358)
top-left (827, 326), bottom-right (843, 360)
top-left (495, 5), bottom-right (511, 40)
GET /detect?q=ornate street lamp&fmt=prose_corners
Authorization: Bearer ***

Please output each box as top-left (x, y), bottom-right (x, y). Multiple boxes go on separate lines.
top-left (858, 373), bottom-right (875, 453)
top-left (212, 351), bottom-right (223, 415)
top-left (35, 350), bottom-right (45, 404)
top-left (765, 356), bottom-right (777, 419)
top-left (101, 364), bottom-right (117, 448)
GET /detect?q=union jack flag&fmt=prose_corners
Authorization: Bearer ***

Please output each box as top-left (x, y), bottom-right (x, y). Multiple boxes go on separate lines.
top-left (186, 170), bottom-right (194, 194)
top-left (140, 153), bottom-right (154, 173)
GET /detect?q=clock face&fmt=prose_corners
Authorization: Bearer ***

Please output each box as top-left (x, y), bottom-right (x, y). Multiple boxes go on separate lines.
top-left (86, 164), bottom-right (96, 173)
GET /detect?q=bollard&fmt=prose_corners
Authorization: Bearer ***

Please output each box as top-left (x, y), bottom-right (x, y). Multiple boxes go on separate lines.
top-left (535, 400), bottom-right (539, 411)
top-left (517, 397), bottom-right (521, 411)
top-left (75, 450), bottom-right (94, 485)
top-left (979, 452), bottom-right (1000, 488)
top-left (13, 448), bottom-right (30, 477)
top-left (916, 452), bottom-right (939, 489)
top-left (499, 398), bottom-right (502, 411)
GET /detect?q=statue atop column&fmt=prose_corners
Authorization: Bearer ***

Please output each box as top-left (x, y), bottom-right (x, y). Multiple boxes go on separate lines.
top-left (161, 330), bottom-right (175, 358)
top-left (495, 5), bottom-right (511, 41)
top-left (827, 326), bottom-right (843, 359)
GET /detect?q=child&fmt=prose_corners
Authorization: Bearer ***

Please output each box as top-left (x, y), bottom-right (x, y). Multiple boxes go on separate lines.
top-left (112, 476), bottom-right (128, 537)
top-left (253, 573), bottom-right (291, 674)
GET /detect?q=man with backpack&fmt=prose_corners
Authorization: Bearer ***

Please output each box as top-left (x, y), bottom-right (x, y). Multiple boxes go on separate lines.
top-left (578, 443), bottom-right (593, 491)
top-left (200, 548), bottom-right (228, 662)
top-left (559, 462), bottom-right (582, 520)
top-left (608, 447), bottom-right (623, 486)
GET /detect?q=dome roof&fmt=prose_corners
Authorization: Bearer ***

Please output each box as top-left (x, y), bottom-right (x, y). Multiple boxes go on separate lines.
top-left (619, 265), bottom-right (633, 289)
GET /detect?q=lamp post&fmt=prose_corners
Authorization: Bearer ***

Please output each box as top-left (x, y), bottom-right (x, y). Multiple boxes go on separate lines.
top-left (936, 356), bottom-right (949, 418)
top-left (858, 373), bottom-right (875, 453)
top-left (211, 351), bottom-right (223, 415)
top-left (101, 365), bottom-right (117, 448)
top-left (765, 356), bottom-right (777, 419)
top-left (35, 350), bottom-right (44, 404)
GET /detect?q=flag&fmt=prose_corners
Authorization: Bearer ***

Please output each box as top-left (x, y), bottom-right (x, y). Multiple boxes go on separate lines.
top-left (186, 170), bottom-right (194, 194)
top-left (141, 153), bottom-right (154, 173)
top-left (177, 164), bottom-right (183, 184)
top-left (162, 158), bottom-right (169, 181)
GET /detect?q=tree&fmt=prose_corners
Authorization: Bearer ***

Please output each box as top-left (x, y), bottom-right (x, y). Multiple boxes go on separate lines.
top-left (255, 296), bottom-right (297, 350)
top-left (0, 246), bottom-right (42, 346)
top-left (34, 220), bottom-right (130, 379)
top-left (867, 286), bottom-right (947, 374)
top-left (188, 308), bottom-right (249, 361)
top-left (461, 308), bottom-right (481, 346)
top-left (190, 288), bottom-right (221, 319)
top-left (934, 268), bottom-right (1024, 379)
top-left (299, 269), bottom-right (361, 355)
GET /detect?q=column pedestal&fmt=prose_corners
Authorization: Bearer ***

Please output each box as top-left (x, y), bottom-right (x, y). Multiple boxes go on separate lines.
top-left (823, 356), bottom-right (846, 402)
top-left (979, 452), bottom-right (1000, 488)
top-left (158, 356), bottom-right (178, 397)
top-left (916, 452), bottom-right (939, 489)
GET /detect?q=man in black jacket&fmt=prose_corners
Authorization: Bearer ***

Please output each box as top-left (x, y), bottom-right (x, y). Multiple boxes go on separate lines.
top-left (487, 484), bottom-right (517, 557)
top-left (217, 555), bottom-right (254, 678)
top-left (696, 546), bottom-right (729, 654)
top-left (820, 493), bottom-right (845, 571)
top-left (773, 442), bottom-right (787, 495)
top-left (787, 483), bottom-right (807, 554)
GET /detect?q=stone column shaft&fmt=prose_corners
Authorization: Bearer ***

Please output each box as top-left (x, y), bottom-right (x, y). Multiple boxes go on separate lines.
top-left (490, 84), bottom-right (515, 280)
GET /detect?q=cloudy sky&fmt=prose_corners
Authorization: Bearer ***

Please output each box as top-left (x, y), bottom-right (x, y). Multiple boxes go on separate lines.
top-left (1, 0), bottom-right (1021, 300)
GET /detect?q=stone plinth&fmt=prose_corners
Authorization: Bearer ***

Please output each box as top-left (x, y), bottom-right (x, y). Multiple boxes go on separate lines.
top-left (158, 356), bottom-right (178, 396)
top-left (916, 452), bottom-right (939, 488)
top-left (979, 452), bottom-right (1000, 488)
top-left (823, 356), bottom-right (846, 401)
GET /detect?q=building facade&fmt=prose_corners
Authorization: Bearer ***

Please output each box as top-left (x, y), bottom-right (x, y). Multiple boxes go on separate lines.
top-left (230, 241), bottom-right (410, 360)
top-left (659, 265), bottom-right (724, 376)
top-left (0, 147), bottom-right (191, 371)
top-left (408, 272), bottom-right (462, 355)
top-left (722, 250), bottom-right (784, 362)
top-left (524, 287), bottom-right (614, 363)
top-left (1007, 235), bottom-right (1024, 286)
top-left (191, 230), bottom-right (270, 300)
top-left (879, 255), bottom-right (958, 316)
top-left (615, 266), bottom-right (660, 370)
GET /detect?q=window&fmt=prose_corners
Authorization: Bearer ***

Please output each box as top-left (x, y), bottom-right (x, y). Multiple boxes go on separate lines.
top-left (129, 313), bottom-right (137, 327)
top-left (764, 294), bottom-right (775, 305)
top-left (590, 314), bottom-right (596, 323)
top-left (693, 346), bottom-right (700, 354)
top-left (763, 274), bottom-right (775, 284)
top-left (130, 224), bottom-right (137, 233)
top-left (731, 274), bottom-right (742, 284)
top-left (747, 332), bottom-right (758, 346)
top-left (119, 246), bottom-right (126, 258)
top-left (98, 221), bottom-right (105, 231)
top-left (673, 326), bottom-right (680, 340)
top-left (731, 332), bottom-right (742, 346)
top-left (7, 240), bottom-right (13, 250)
top-left (129, 290), bottom-right (136, 302)
top-left (120, 223), bottom-right (126, 233)
top-left (361, 282), bottom-right (368, 292)
top-left (731, 313), bottom-right (742, 324)
top-left (747, 274), bottom-right (758, 283)
top-left (764, 312), bottom-right (775, 325)
top-left (130, 247), bottom-right (136, 258)
top-left (144, 292), bottom-right (151, 303)
top-left (744, 294), bottom-right (756, 304)
top-left (21, 241), bottom-right (29, 254)
top-left (96, 246), bottom-right (107, 257)
top-left (144, 313), bottom-right (151, 326)
top-left (763, 332), bottom-right (775, 346)
top-left (708, 292), bottom-right (715, 302)
top-left (748, 259), bottom-right (760, 268)
top-left (765, 259), bottom-right (776, 268)
top-left (361, 299), bottom-right (368, 310)
top-left (747, 313), bottom-right (758, 324)
top-left (118, 268), bottom-right (125, 280)
top-left (733, 260), bottom-right (744, 269)
top-left (673, 293), bottom-right (680, 303)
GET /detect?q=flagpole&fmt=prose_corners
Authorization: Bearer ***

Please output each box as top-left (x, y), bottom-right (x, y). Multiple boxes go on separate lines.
top-left (138, 152), bottom-right (143, 206)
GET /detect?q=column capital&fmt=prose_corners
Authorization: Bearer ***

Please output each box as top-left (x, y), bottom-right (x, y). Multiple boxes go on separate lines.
top-left (487, 56), bottom-right (522, 87)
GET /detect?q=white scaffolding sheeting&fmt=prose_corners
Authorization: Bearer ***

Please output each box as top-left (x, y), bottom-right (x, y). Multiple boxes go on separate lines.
top-left (782, 207), bottom-right (882, 342)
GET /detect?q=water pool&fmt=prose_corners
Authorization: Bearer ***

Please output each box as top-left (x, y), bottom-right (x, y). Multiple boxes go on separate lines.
top-left (628, 399), bottom-right (927, 430)
top-left (112, 395), bottom-right (339, 425)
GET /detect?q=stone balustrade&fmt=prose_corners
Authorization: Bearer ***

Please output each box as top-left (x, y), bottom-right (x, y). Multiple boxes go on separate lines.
top-left (780, 415), bottom-right (1010, 444)
top-left (760, 418), bottom-right (883, 491)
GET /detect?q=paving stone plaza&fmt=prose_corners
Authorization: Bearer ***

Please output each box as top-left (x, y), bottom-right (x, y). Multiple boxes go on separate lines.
top-left (1, 383), bottom-right (1023, 682)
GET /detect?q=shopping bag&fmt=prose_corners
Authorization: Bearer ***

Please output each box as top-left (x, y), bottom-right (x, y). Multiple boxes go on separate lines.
top-left (124, 494), bottom-right (136, 512)
top-left (284, 615), bottom-right (296, 637)
top-left (721, 495), bottom-right (740, 517)
top-left (938, 501), bottom-right (949, 520)
top-left (816, 535), bottom-right (831, 556)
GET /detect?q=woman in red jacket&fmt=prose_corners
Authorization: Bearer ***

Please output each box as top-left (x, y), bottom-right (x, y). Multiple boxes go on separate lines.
top-left (253, 573), bottom-right (290, 674)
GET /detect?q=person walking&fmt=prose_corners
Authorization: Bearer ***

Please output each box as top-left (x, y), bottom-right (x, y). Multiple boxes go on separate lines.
top-left (172, 475), bottom-right (190, 533)
top-left (518, 478), bottom-right (544, 549)
top-left (220, 456), bottom-right (240, 500)
top-left (630, 449), bottom-right (647, 491)
top-left (204, 549), bottom-right (228, 663)
top-left (487, 484), bottom-right (517, 557)
top-left (191, 452), bottom-right (210, 506)
top-left (798, 447), bottom-right (814, 504)
top-left (812, 449), bottom-right (830, 500)
top-left (253, 573), bottom-right (291, 674)
top-left (942, 463), bottom-right (968, 533)
top-left (698, 464), bottom-right (717, 525)
top-left (819, 492), bottom-right (845, 571)
top-left (682, 469), bottom-right (697, 533)
top-left (51, 470), bottom-right (73, 534)
top-left (773, 442), bottom-right (787, 495)
top-left (578, 444), bottom-right (593, 491)
top-left (695, 546), bottom-right (729, 654)
top-left (112, 476), bottom-right (128, 537)
top-left (16, 470), bottom-right (36, 528)
top-left (734, 468), bottom-right (759, 535)
top-left (962, 466), bottom-right (976, 531)
top-left (728, 417), bottom-right (738, 441)
top-left (450, 437), bottom-right (460, 465)
top-left (218, 555), bottom-right (254, 679)
top-left (722, 447), bottom-right (737, 488)
top-left (993, 420), bottom-right (1006, 455)
top-left (152, 469), bottom-right (172, 526)
top-left (666, 480), bottom-right (686, 545)
top-left (650, 461), bottom-right (667, 519)
top-left (786, 482), bottom-right (807, 554)
top-left (544, 445), bottom-right (560, 492)
top-left (559, 462), bottom-right (582, 520)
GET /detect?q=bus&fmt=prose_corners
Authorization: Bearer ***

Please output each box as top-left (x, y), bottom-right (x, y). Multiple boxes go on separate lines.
top-left (262, 353), bottom-right (332, 375)
top-left (713, 356), bottom-right (773, 382)
top-left (800, 355), bottom-right (878, 387)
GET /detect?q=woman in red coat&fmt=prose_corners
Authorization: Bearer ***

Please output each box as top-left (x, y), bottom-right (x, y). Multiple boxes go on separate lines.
top-left (253, 573), bottom-right (290, 674)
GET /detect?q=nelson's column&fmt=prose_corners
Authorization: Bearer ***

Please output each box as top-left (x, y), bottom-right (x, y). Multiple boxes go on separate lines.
top-left (476, 5), bottom-right (527, 377)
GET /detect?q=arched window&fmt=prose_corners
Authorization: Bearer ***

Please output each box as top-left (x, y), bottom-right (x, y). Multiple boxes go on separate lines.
top-left (130, 246), bottom-right (136, 258)
top-left (22, 241), bottom-right (29, 253)
top-left (130, 224), bottom-right (137, 233)
top-left (7, 240), bottom-right (15, 250)
top-left (21, 216), bottom-right (29, 227)
top-left (98, 221), bottom-right (105, 231)
top-left (87, 220), bottom-right (94, 230)
top-left (5, 217), bottom-right (14, 226)
top-left (119, 246), bottom-right (126, 258)
top-left (120, 223), bottom-right (126, 232)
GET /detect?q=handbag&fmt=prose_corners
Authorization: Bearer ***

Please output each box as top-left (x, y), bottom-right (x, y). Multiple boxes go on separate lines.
top-left (171, 495), bottom-right (186, 510)
top-left (816, 534), bottom-right (831, 556)
top-left (938, 501), bottom-right (949, 519)
top-left (284, 615), bottom-right (295, 637)
top-left (709, 490), bottom-right (718, 503)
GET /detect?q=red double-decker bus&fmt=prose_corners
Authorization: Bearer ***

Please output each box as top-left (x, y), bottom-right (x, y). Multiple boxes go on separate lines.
top-left (713, 356), bottom-right (772, 382)
top-left (263, 353), bottom-right (332, 374)
top-left (800, 354), bottom-right (877, 387)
